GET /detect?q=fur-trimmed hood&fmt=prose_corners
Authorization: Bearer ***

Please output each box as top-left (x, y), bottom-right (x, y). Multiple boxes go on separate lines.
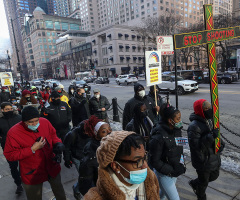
top-left (84, 167), bottom-right (160, 200)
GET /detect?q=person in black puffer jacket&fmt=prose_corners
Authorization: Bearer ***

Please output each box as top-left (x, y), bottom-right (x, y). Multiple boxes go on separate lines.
top-left (122, 83), bottom-right (158, 130)
top-left (41, 91), bottom-right (72, 141)
top-left (63, 120), bottom-right (91, 199)
top-left (0, 102), bottom-right (22, 194)
top-left (187, 99), bottom-right (224, 200)
top-left (0, 87), bottom-right (11, 104)
top-left (89, 88), bottom-right (110, 121)
top-left (149, 103), bottom-right (186, 200)
top-left (77, 115), bottom-right (111, 199)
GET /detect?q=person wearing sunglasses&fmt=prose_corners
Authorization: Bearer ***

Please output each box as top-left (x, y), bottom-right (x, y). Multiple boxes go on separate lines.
top-left (84, 131), bottom-right (160, 200)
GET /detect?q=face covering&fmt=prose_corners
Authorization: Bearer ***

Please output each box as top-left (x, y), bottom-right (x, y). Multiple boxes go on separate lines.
top-left (171, 119), bottom-right (183, 129)
top-left (16, 91), bottom-right (20, 94)
top-left (11, 100), bottom-right (17, 104)
top-left (3, 111), bottom-right (14, 118)
top-left (28, 122), bottom-right (40, 131)
top-left (84, 88), bottom-right (88, 92)
top-left (52, 99), bottom-right (61, 105)
top-left (204, 109), bottom-right (213, 119)
top-left (138, 90), bottom-right (145, 98)
top-left (34, 96), bottom-right (38, 99)
top-left (42, 87), bottom-right (45, 90)
top-left (26, 97), bottom-right (31, 102)
top-left (71, 90), bottom-right (74, 94)
top-left (94, 94), bottom-right (100, 99)
top-left (116, 162), bottom-right (147, 185)
top-left (4, 90), bottom-right (9, 93)
top-left (140, 110), bottom-right (148, 118)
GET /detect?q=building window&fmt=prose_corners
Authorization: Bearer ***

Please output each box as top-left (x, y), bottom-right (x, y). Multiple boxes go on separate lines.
top-left (70, 24), bottom-right (80, 30)
top-left (45, 20), bottom-right (53, 29)
top-left (62, 22), bottom-right (69, 30)
top-left (54, 22), bottom-right (60, 30)
top-left (44, 45), bottom-right (48, 49)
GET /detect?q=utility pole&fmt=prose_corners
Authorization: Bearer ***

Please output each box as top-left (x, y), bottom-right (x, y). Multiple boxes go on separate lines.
top-left (6, 50), bottom-right (11, 71)
top-left (11, 18), bottom-right (23, 84)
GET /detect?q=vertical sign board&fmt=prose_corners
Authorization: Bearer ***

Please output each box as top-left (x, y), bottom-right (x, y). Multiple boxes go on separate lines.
top-left (145, 51), bottom-right (162, 87)
top-left (157, 36), bottom-right (174, 55)
top-left (0, 72), bottom-right (14, 86)
top-left (204, 4), bottom-right (221, 153)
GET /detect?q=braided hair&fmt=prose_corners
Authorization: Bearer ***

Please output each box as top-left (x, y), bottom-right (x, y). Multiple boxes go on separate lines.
top-left (160, 103), bottom-right (180, 123)
top-left (84, 115), bottom-right (102, 138)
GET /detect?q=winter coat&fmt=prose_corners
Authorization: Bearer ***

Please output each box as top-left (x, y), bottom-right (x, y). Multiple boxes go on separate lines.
top-left (19, 95), bottom-right (38, 106)
top-left (89, 95), bottom-right (110, 120)
top-left (187, 113), bottom-right (221, 171)
top-left (42, 91), bottom-right (51, 102)
top-left (84, 167), bottom-right (160, 200)
top-left (69, 94), bottom-right (90, 127)
top-left (63, 121), bottom-right (91, 161)
top-left (3, 118), bottom-right (62, 185)
top-left (42, 101), bottom-right (71, 140)
top-left (149, 121), bottom-right (184, 176)
top-left (122, 95), bottom-right (156, 130)
top-left (60, 95), bottom-right (70, 107)
top-left (78, 139), bottom-right (100, 195)
top-left (0, 92), bottom-right (11, 104)
top-left (0, 111), bottom-right (22, 149)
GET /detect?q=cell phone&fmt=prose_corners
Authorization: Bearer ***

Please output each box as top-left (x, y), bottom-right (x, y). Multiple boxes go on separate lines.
top-left (36, 137), bottom-right (42, 142)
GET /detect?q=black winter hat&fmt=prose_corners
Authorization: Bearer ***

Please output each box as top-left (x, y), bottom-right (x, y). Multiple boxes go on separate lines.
top-left (134, 83), bottom-right (144, 93)
top-left (22, 106), bottom-right (40, 122)
top-left (50, 91), bottom-right (60, 99)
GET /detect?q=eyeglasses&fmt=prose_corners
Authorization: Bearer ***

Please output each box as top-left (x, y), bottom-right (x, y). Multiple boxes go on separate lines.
top-left (116, 152), bottom-right (148, 169)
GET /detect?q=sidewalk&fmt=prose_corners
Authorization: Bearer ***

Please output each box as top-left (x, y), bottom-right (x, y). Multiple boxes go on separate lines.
top-left (0, 148), bottom-right (240, 200)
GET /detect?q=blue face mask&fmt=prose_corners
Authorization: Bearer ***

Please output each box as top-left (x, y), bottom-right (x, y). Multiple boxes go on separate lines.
top-left (117, 162), bottom-right (147, 184)
top-left (28, 122), bottom-right (40, 131)
top-left (16, 91), bottom-right (20, 94)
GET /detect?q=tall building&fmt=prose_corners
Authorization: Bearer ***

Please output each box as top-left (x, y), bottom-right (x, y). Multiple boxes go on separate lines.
top-left (21, 7), bottom-right (81, 78)
top-left (3, 0), bottom-right (55, 77)
top-left (55, 0), bottom-right (70, 17)
top-left (233, 0), bottom-right (240, 18)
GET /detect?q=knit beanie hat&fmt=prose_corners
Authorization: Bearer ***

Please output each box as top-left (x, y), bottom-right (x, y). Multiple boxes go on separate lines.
top-left (193, 99), bottom-right (207, 119)
top-left (22, 90), bottom-right (31, 97)
top-left (97, 131), bottom-right (134, 168)
top-left (22, 106), bottom-right (40, 122)
top-left (50, 91), bottom-right (60, 99)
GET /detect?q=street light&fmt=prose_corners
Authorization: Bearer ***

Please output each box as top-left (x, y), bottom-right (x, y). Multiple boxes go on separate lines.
top-left (10, 17), bottom-right (24, 85)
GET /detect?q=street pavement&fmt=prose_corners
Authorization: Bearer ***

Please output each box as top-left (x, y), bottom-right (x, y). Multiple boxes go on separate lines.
top-left (0, 78), bottom-right (240, 199)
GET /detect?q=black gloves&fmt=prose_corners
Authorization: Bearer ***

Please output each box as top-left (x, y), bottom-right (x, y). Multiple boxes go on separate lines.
top-left (64, 160), bottom-right (72, 168)
top-left (212, 128), bottom-right (219, 138)
top-left (171, 163), bottom-right (186, 177)
top-left (53, 142), bottom-right (65, 154)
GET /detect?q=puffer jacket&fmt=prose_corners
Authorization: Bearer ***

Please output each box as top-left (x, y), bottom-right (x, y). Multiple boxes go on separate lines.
top-left (63, 121), bottom-right (91, 161)
top-left (3, 118), bottom-right (62, 185)
top-left (122, 95), bottom-right (156, 130)
top-left (0, 111), bottom-right (22, 149)
top-left (89, 95), bottom-right (110, 120)
top-left (149, 121), bottom-right (184, 176)
top-left (0, 92), bottom-right (10, 104)
top-left (187, 113), bottom-right (221, 171)
top-left (78, 139), bottom-right (100, 195)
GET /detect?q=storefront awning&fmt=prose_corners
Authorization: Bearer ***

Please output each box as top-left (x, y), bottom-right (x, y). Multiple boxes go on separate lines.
top-left (118, 33), bottom-right (123, 37)
top-left (109, 68), bottom-right (115, 71)
top-left (120, 57), bottom-right (125, 60)
top-left (107, 34), bottom-right (111, 37)
top-left (109, 57), bottom-right (113, 61)
top-left (108, 46), bottom-right (112, 49)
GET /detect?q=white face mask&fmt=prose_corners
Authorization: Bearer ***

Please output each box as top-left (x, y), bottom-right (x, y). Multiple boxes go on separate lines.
top-left (94, 94), bottom-right (100, 99)
top-left (138, 90), bottom-right (145, 98)
top-left (71, 90), bottom-right (74, 94)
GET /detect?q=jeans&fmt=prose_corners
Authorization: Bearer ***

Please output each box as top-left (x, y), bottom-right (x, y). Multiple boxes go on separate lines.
top-left (23, 173), bottom-right (66, 200)
top-left (7, 160), bottom-right (22, 186)
top-left (72, 157), bottom-right (81, 194)
top-left (154, 169), bottom-right (180, 200)
top-left (191, 169), bottom-right (219, 200)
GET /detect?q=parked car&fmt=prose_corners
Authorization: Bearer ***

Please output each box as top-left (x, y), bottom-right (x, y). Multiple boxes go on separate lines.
top-left (167, 70), bottom-right (204, 83)
top-left (116, 74), bottom-right (138, 85)
top-left (204, 72), bottom-right (237, 84)
top-left (38, 78), bottom-right (45, 84)
top-left (95, 77), bottom-right (109, 84)
top-left (83, 76), bottom-right (95, 83)
top-left (70, 80), bottom-right (87, 88)
top-left (31, 79), bottom-right (42, 86)
top-left (158, 75), bottom-right (198, 95)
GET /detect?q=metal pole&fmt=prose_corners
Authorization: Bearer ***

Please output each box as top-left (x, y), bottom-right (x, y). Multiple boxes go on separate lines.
top-left (11, 18), bottom-right (23, 85)
top-left (112, 98), bottom-right (120, 122)
top-left (173, 35), bottom-right (178, 109)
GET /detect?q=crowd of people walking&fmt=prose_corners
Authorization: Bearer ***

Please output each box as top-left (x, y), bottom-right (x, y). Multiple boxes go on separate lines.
top-left (0, 81), bottom-right (225, 200)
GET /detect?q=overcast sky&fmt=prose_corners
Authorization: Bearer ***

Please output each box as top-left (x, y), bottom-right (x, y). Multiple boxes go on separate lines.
top-left (0, 0), bottom-right (11, 58)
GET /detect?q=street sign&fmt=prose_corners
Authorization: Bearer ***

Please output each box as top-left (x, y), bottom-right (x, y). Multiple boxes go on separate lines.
top-left (145, 51), bottom-right (162, 87)
top-left (0, 72), bottom-right (14, 86)
top-left (157, 36), bottom-right (174, 55)
top-left (174, 26), bottom-right (240, 49)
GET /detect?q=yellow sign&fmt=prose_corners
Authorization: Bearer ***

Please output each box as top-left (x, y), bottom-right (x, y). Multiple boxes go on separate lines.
top-left (150, 68), bottom-right (159, 83)
top-left (0, 72), bottom-right (14, 86)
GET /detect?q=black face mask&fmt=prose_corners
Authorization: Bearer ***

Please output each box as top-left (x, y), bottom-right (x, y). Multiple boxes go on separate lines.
top-left (3, 111), bottom-right (14, 118)
top-left (52, 99), bottom-right (61, 105)
top-left (203, 109), bottom-right (213, 119)
top-left (26, 97), bottom-right (31, 102)
top-left (140, 110), bottom-right (148, 118)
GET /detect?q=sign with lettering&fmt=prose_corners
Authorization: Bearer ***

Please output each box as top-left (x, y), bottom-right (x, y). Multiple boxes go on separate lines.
top-left (0, 72), bottom-right (14, 86)
top-left (145, 51), bottom-right (162, 87)
top-left (157, 36), bottom-right (174, 55)
top-left (174, 26), bottom-right (240, 49)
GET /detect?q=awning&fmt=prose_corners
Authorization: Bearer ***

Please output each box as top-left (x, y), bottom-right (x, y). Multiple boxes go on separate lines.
top-left (138, 57), bottom-right (142, 60)
top-left (153, 47), bottom-right (157, 50)
top-left (137, 35), bottom-right (141, 38)
top-left (139, 67), bottom-right (145, 70)
top-left (109, 68), bottom-right (115, 71)
top-left (108, 46), bottom-right (112, 49)
top-left (93, 50), bottom-right (97, 53)
top-left (121, 67), bottom-right (129, 70)
top-left (132, 35), bottom-right (136, 38)
top-left (119, 45), bottom-right (123, 48)
top-left (148, 47), bottom-right (152, 50)
top-left (94, 60), bottom-right (98, 63)
top-left (125, 34), bottom-right (129, 37)
top-left (109, 57), bottom-right (113, 61)
top-left (118, 33), bottom-right (123, 37)
top-left (126, 46), bottom-right (130, 49)
top-left (133, 57), bottom-right (137, 60)
top-left (92, 39), bottom-right (95, 43)
top-left (107, 34), bottom-right (111, 37)
top-left (126, 57), bottom-right (131, 60)
top-left (132, 46), bottom-right (136, 49)
top-left (120, 57), bottom-right (125, 60)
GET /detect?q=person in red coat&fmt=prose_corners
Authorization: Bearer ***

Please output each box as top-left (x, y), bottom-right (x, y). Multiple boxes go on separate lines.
top-left (4, 106), bottom-right (66, 200)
